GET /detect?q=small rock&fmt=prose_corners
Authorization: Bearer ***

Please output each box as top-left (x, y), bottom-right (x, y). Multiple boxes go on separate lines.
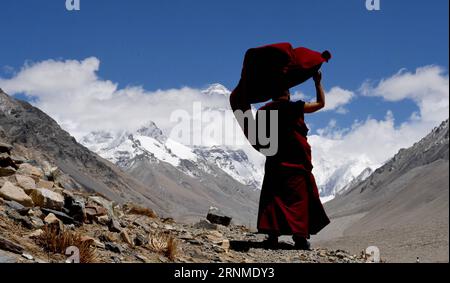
top-left (120, 230), bottom-right (133, 247)
top-left (205, 230), bottom-right (224, 245)
top-left (28, 229), bottom-right (44, 239)
top-left (109, 218), bottom-right (122, 233)
top-left (111, 256), bottom-right (121, 263)
top-left (30, 188), bottom-right (64, 211)
top-left (194, 220), bottom-right (218, 230)
top-left (99, 234), bottom-right (115, 243)
top-left (222, 239), bottom-right (230, 253)
top-left (44, 213), bottom-right (63, 230)
top-left (190, 248), bottom-right (207, 260)
top-left (15, 175), bottom-right (36, 194)
top-left (206, 207), bottom-right (232, 227)
top-left (187, 238), bottom-right (202, 245)
top-left (41, 208), bottom-right (75, 225)
top-left (29, 216), bottom-right (44, 229)
top-left (96, 215), bottom-right (110, 226)
top-left (66, 224), bottom-right (76, 230)
top-left (135, 254), bottom-right (151, 263)
top-left (213, 245), bottom-right (226, 253)
top-left (93, 240), bottom-right (106, 249)
top-left (0, 181), bottom-right (34, 207)
top-left (36, 179), bottom-right (54, 190)
top-left (88, 196), bottom-right (115, 218)
top-left (0, 236), bottom-right (24, 254)
top-left (132, 218), bottom-right (151, 233)
top-left (28, 208), bottom-right (43, 218)
top-left (22, 253), bottom-right (34, 260)
top-left (105, 242), bottom-right (122, 254)
top-left (85, 205), bottom-right (107, 223)
top-left (133, 234), bottom-right (148, 247)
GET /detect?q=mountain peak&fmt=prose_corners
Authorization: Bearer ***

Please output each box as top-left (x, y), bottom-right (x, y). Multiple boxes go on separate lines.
top-left (201, 84), bottom-right (231, 97)
top-left (136, 121), bottom-right (166, 142)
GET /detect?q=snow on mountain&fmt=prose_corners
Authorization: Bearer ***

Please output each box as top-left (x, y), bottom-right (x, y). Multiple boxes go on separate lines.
top-left (81, 120), bottom-right (264, 188)
top-left (193, 146), bottom-right (264, 188)
top-left (312, 155), bottom-right (376, 197)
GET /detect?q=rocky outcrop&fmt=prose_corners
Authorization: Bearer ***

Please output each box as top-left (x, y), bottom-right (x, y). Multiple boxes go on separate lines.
top-left (30, 188), bottom-right (64, 211)
top-left (0, 182), bottom-right (33, 207)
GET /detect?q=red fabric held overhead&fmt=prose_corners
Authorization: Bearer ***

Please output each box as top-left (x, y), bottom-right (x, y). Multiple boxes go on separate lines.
top-left (234, 42), bottom-right (331, 104)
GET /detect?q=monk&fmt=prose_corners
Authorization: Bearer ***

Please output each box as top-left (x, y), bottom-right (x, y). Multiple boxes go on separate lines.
top-left (230, 71), bottom-right (330, 250)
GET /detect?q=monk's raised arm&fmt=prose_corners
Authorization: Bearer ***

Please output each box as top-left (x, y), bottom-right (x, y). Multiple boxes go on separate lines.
top-left (230, 86), bottom-right (254, 140)
top-left (304, 71), bottom-right (325, 114)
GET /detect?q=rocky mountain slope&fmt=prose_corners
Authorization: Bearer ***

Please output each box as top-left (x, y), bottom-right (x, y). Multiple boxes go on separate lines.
top-left (0, 89), bottom-right (259, 225)
top-left (0, 141), bottom-right (365, 263)
top-left (314, 120), bottom-right (449, 262)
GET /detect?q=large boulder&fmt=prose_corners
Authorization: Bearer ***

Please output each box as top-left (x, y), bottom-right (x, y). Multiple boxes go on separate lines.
top-left (63, 191), bottom-right (86, 223)
top-left (15, 174), bottom-right (36, 194)
top-left (17, 163), bottom-right (44, 182)
top-left (30, 188), bottom-right (64, 211)
top-left (0, 181), bottom-right (34, 207)
top-left (206, 207), bottom-right (232, 227)
top-left (88, 196), bottom-right (115, 218)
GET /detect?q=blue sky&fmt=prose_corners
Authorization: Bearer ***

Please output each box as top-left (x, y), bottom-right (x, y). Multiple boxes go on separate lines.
top-left (0, 0), bottom-right (448, 133)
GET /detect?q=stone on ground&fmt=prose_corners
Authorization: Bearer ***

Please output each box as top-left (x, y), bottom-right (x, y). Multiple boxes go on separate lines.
top-left (0, 181), bottom-right (34, 207)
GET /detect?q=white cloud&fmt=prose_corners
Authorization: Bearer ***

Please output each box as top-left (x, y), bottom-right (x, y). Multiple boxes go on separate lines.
top-left (308, 66), bottom-right (449, 194)
top-left (292, 87), bottom-right (354, 113)
top-left (323, 87), bottom-right (355, 113)
top-left (0, 57), bottom-right (233, 144)
top-left (361, 65), bottom-right (449, 123)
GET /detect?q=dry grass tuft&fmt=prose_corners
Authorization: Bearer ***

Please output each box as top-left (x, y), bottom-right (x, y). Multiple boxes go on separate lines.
top-left (165, 236), bottom-right (178, 261)
top-left (148, 232), bottom-right (178, 261)
top-left (125, 203), bottom-right (157, 218)
top-left (35, 225), bottom-right (98, 263)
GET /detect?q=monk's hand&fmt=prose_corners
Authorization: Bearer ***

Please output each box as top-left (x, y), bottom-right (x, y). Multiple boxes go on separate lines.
top-left (313, 71), bottom-right (322, 85)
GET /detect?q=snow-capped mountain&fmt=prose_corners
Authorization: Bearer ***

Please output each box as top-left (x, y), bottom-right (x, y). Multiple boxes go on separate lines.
top-left (81, 121), bottom-right (264, 188)
top-left (312, 155), bottom-right (375, 198)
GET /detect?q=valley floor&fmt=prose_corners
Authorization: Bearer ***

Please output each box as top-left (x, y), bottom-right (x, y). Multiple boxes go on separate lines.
top-left (312, 213), bottom-right (449, 263)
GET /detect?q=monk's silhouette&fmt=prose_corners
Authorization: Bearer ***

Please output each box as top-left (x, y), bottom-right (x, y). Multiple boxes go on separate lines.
top-left (230, 43), bottom-right (331, 250)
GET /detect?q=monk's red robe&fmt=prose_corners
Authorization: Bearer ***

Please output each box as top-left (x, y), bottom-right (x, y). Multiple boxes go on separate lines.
top-left (255, 100), bottom-right (330, 237)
